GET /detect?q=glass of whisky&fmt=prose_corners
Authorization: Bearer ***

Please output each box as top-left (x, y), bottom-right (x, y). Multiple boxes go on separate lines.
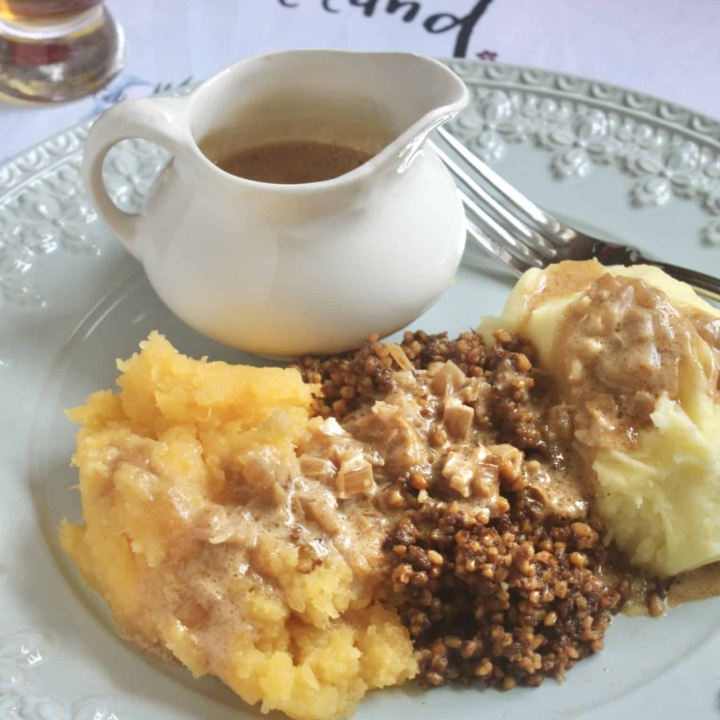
top-left (0, 0), bottom-right (124, 104)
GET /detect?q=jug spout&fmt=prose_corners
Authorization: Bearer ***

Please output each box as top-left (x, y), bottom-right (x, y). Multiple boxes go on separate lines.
top-left (356, 52), bottom-right (470, 141)
top-left (355, 53), bottom-right (469, 174)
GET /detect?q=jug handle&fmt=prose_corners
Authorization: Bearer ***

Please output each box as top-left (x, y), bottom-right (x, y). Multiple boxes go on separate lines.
top-left (81, 96), bottom-right (191, 261)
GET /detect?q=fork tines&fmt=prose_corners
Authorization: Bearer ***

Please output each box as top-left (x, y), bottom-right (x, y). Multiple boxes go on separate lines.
top-left (430, 126), bottom-right (575, 275)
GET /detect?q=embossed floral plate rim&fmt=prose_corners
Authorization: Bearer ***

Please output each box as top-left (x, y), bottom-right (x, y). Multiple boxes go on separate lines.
top-left (1, 60), bottom-right (720, 720)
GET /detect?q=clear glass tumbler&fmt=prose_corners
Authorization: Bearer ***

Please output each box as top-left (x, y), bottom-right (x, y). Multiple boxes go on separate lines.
top-left (0, 0), bottom-right (124, 104)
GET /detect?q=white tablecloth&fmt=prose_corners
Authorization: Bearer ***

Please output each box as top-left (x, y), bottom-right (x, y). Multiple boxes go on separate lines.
top-left (1, 0), bottom-right (719, 163)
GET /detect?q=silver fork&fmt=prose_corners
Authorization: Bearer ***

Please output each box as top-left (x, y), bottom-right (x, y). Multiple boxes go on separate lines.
top-left (431, 126), bottom-right (720, 304)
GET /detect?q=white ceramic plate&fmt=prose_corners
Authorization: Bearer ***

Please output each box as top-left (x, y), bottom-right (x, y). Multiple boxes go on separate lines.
top-left (2, 61), bottom-right (720, 720)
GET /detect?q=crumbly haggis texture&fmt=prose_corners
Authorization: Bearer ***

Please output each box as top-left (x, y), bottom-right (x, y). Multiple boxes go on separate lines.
top-left (299, 330), bottom-right (633, 691)
top-left (386, 495), bottom-right (620, 689)
top-left (299, 330), bottom-right (545, 449)
top-left (398, 330), bottom-right (548, 453)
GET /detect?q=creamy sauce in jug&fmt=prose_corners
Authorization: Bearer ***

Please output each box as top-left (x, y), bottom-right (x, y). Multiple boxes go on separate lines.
top-left (212, 139), bottom-right (373, 184)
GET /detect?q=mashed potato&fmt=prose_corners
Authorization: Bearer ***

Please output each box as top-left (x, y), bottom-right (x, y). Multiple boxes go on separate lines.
top-left (480, 261), bottom-right (720, 577)
top-left (61, 332), bottom-right (417, 720)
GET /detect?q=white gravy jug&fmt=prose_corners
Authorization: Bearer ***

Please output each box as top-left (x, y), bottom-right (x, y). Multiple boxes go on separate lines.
top-left (82, 50), bottom-right (469, 357)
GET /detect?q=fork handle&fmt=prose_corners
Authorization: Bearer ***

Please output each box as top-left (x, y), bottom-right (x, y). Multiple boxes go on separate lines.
top-left (647, 260), bottom-right (720, 305)
top-left (594, 242), bottom-right (720, 305)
